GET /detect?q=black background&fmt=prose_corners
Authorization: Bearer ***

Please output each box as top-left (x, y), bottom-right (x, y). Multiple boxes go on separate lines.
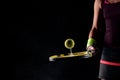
top-left (9, 0), bottom-right (102, 80)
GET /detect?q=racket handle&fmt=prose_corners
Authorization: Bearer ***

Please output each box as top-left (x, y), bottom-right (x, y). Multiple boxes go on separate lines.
top-left (84, 51), bottom-right (93, 58)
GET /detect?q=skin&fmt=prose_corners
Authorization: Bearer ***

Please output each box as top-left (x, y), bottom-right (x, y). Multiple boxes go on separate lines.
top-left (88, 0), bottom-right (102, 39)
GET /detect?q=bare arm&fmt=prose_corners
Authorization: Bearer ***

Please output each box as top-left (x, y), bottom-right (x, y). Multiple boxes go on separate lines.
top-left (88, 0), bottom-right (102, 39)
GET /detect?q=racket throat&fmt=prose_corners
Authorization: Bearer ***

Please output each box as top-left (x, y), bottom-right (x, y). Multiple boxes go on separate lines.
top-left (69, 49), bottom-right (74, 56)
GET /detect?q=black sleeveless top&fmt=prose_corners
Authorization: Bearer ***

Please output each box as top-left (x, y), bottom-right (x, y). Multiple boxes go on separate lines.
top-left (100, 0), bottom-right (120, 66)
top-left (102, 0), bottom-right (120, 49)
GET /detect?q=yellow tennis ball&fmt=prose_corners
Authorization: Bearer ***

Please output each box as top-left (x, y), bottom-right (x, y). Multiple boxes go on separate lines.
top-left (64, 38), bottom-right (75, 49)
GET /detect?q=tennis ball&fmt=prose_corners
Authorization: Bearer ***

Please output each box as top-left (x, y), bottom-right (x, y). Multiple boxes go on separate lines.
top-left (64, 38), bottom-right (75, 49)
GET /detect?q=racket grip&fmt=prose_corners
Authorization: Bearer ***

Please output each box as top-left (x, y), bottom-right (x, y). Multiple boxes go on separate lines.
top-left (84, 51), bottom-right (93, 58)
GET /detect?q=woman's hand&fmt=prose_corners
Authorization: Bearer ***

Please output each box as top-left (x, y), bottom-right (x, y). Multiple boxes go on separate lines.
top-left (87, 46), bottom-right (96, 56)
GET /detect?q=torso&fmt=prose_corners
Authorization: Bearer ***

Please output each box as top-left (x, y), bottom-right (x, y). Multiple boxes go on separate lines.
top-left (102, 0), bottom-right (120, 49)
top-left (99, 0), bottom-right (120, 67)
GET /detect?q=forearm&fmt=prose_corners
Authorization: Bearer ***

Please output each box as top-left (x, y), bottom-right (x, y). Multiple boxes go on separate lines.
top-left (88, 0), bottom-right (102, 39)
top-left (88, 27), bottom-right (98, 39)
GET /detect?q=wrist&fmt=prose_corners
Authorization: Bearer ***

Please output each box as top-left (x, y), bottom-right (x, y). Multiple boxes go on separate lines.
top-left (86, 38), bottom-right (96, 48)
